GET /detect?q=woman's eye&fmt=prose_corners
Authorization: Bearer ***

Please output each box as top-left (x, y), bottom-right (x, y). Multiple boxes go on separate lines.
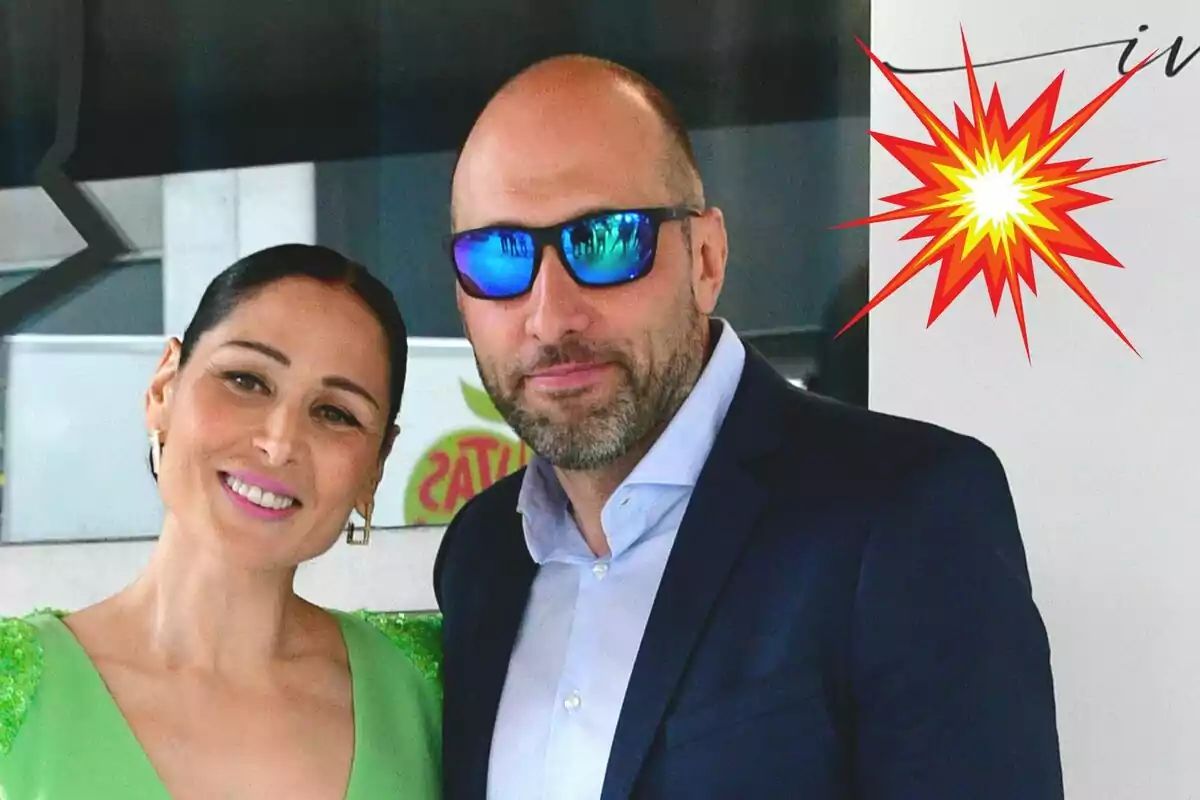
top-left (224, 372), bottom-right (266, 393)
top-left (318, 406), bottom-right (361, 428)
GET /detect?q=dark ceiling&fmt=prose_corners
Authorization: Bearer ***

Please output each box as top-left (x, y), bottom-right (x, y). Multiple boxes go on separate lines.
top-left (0, 0), bottom-right (870, 189)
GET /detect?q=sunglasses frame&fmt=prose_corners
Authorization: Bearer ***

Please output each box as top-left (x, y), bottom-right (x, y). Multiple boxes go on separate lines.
top-left (446, 205), bottom-right (701, 300)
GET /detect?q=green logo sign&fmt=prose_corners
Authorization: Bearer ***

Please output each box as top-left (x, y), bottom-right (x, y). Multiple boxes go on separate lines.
top-left (403, 380), bottom-right (530, 525)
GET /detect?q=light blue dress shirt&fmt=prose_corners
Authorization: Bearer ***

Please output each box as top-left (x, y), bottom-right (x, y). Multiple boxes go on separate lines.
top-left (486, 320), bottom-right (747, 800)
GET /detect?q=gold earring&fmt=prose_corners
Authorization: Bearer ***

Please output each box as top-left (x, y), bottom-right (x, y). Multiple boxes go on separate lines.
top-left (346, 505), bottom-right (372, 546)
top-left (149, 430), bottom-right (163, 476)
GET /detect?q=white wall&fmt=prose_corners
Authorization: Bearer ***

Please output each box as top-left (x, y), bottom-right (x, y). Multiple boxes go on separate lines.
top-left (869, 2), bottom-right (1198, 798)
top-left (0, 527), bottom-right (443, 615)
top-left (163, 163), bottom-right (316, 334)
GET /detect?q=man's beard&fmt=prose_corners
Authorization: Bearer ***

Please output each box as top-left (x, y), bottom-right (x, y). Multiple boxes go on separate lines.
top-left (476, 305), bottom-right (706, 472)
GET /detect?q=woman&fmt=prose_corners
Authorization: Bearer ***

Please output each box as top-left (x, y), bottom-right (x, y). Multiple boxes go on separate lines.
top-left (0, 245), bottom-right (441, 798)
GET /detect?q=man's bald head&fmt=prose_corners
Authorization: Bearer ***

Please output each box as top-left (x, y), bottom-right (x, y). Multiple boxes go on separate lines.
top-left (449, 55), bottom-right (730, 476)
top-left (450, 54), bottom-right (704, 229)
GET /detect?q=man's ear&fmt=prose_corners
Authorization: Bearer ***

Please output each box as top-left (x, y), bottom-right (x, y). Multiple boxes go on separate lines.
top-left (692, 207), bottom-right (728, 315)
top-left (145, 338), bottom-right (183, 435)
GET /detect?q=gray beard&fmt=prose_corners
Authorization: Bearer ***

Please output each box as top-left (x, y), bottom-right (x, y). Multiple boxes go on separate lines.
top-left (480, 325), bottom-right (706, 472)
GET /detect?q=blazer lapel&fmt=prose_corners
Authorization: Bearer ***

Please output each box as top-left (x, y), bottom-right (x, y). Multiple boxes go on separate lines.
top-left (453, 484), bottom-right (538, 800)
top-left (600, 349), bottom-right (789, 799)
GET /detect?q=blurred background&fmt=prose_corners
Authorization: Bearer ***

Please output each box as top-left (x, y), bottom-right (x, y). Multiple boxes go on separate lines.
top-left (0, 0), bottom-right (870, 546)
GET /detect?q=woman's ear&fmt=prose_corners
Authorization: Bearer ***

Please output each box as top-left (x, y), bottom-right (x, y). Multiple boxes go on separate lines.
top-left (382, 424), bottom-right (400, 464)
top-left (354, 477), bottom-right (380, 523)
top-left (355, 425), bottom-right (399, 518)
top-left (145, 338), bottom-right (183, 434)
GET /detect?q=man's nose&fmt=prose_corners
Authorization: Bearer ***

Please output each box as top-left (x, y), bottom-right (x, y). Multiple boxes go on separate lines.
top-left (524, 247), bottom-right (592, 343)
top-left (252, 403), bottom-right (305, 466)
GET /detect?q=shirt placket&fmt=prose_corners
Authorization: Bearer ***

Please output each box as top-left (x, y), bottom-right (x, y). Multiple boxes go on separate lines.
top-left (539, 556), bottom-right (618, 797)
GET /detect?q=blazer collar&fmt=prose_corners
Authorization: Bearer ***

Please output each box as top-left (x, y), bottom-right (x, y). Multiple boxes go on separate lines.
top-left (457, 346), bottom-right (796, 800)
top-left (601, 346), bottom-right (794, 799)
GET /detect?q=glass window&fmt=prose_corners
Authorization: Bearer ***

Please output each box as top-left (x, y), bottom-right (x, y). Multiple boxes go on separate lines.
top-left (0, 258), bottom-right (163, 335)
top-left (0, 0), bottom-right (869, 545)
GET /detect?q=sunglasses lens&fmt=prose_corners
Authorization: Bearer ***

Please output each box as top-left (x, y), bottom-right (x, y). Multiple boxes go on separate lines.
top-left (560, 211), bottom-right (655, 286)
top-left (452, 228), bottom-right (537, 298)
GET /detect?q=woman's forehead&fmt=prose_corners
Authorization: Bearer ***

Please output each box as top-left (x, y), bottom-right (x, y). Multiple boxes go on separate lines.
top-left (202, 279), bottom-right (390, 380)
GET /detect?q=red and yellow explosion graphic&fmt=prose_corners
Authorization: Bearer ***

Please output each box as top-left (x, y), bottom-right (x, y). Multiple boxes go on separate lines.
top-left (835, 29), bottom-right (1159, 359)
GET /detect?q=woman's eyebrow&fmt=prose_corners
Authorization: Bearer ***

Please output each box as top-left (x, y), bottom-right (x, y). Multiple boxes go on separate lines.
top-left (220, 339), bottom-right (380, 409)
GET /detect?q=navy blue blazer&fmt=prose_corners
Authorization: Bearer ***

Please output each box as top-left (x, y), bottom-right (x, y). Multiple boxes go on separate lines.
top-left (433, 347), bottom-right (1063, 799)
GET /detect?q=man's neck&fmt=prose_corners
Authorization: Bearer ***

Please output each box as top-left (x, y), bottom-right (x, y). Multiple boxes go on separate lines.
top-left (554, 318), bottom-right (722, 558)
top-left (553, 435), bottom-right (657, 558)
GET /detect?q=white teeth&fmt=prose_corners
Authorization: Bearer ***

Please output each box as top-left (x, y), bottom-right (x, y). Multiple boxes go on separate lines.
top-left (223, 475), bottom-right (296, 510)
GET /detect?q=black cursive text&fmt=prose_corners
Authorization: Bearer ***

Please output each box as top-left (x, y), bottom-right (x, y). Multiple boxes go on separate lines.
top-left (884, 25), bottom-right (1197, 79)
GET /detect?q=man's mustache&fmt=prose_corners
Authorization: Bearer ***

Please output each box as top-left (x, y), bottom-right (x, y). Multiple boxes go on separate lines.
top-left (520, 340), bottom-right (627, 375)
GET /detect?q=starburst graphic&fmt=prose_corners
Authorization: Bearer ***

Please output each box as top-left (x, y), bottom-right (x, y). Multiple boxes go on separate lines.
top-left (834, 29), bottom-right (1160, 359)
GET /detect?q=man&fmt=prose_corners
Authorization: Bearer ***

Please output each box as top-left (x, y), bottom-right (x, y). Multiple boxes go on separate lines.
top-left (433, 54), bottom-right (1063, 799)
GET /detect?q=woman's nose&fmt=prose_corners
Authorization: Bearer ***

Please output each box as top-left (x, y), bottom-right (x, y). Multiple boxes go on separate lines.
top-left (251, 404), bottom-right (305, 466)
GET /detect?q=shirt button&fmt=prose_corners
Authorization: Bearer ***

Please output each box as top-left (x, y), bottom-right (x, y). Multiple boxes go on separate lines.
top-left (563, 690), bottom-right (582, 712)
top-left (592, 562), bottom-right (609, 580)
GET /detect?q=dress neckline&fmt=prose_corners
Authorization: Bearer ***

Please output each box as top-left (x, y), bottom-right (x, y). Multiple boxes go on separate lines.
top-left (41, 609), bottom-right (366, 799)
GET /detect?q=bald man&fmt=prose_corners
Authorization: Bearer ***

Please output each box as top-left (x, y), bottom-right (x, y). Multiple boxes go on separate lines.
top-left (433, 55), bottom-right (1063, 800)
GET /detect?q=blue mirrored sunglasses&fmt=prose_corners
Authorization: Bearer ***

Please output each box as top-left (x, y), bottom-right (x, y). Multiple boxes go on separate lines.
top-left (447, 206), bottom-right (700, 300)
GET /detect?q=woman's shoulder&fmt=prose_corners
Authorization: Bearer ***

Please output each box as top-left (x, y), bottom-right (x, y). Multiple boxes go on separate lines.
top-left (334, 610), bottom-right (443, 699)
top-left (0, 609), bottom-right (67, 756)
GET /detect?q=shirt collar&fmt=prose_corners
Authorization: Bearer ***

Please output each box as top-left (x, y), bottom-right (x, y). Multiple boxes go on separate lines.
top-left (619, 318), bottom-right (746, 489)
top-left (516, 319), bottom-right (747, 562)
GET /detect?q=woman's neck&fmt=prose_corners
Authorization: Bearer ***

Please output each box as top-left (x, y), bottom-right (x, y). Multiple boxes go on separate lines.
top-left (112, 519), bottom-right (314, 678)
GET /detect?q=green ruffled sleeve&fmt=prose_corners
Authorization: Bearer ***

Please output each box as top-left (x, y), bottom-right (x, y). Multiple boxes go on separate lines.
top-left (352, 611), bottom-right (444, 700)
top-left (0, 616), bottom-right (44, 756)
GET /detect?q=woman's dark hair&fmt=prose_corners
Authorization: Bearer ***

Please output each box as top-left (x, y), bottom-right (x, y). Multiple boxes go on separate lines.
top-left (151, 244), bottom-right (407, 476)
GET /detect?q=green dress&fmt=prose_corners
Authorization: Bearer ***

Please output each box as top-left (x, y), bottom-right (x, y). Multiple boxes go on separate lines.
top-left (0, 608), bottom-right (443, 798)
